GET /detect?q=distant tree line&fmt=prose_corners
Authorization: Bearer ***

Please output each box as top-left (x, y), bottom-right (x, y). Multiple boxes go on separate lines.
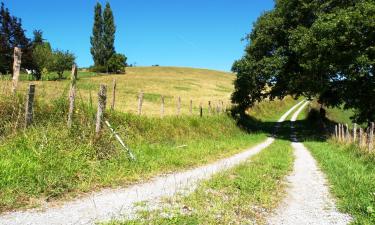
top-left (232, 0), bottom-right (375, 123)
top-left (0, 2), bottom-right (75, 80)
top-left (90, 2), bottom-right (127, 74)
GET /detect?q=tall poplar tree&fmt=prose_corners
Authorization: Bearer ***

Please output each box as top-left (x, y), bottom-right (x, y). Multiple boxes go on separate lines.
top-left (90, 3), bottom-right (104, 67)
top-left (103, 2), bottom-right (115, 66)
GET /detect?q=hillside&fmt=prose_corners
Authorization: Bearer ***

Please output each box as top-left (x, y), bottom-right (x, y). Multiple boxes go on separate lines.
top-left (1, 67), bottom-right (235, 116)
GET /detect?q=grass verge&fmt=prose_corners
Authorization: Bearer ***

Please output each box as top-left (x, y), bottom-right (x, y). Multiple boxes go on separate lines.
top-left (106, 139), bottom-right (294, 225)
top-left (294, 106), bottom-right (375, 224)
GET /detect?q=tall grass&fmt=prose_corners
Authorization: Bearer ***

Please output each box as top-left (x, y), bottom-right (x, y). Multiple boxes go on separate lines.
top-left (0, 86), bottom-right (299, 212)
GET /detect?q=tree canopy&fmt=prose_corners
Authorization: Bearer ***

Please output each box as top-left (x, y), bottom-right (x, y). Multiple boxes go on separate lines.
top-left (232, 0), bottom-right (375, 123)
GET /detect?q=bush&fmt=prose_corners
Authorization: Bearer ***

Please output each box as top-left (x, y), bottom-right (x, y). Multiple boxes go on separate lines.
top-left (49, 50), bottom-right (75, 79)
top-left (107, 53), bottom-right (127, 74)
top-left (90, 65), bottom-right (108, 73)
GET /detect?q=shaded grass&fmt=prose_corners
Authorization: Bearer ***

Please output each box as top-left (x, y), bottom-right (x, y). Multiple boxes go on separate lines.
top-left (108, 139), bottom-right (294, 225)
top-left (325, 106), bottom-right (355, 126)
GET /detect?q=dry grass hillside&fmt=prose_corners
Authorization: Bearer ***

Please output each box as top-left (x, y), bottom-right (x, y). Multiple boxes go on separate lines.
top-left (0, 66), bottom-right (235, 116)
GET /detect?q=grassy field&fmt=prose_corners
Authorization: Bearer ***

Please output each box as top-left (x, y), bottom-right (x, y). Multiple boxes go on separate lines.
top-left (0, 67), bottom-right (300, 213)
top-left (1, 67), bottom-right (235, 116)
top-left (105, 139), bottom-right (294, 225)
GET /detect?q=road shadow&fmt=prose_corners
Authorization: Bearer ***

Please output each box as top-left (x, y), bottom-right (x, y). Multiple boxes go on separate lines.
top-left (232, 108), bottom-right (333, 143)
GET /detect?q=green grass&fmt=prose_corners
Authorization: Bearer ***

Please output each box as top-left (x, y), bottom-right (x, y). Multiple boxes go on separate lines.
top-left (0, 91), bottom-right (299, 213)
top-left (107, 139), bottom-right (294, 225)
top-left (304, 141), bottom-right (375, 224)
top-left (323, 104), bottom-right (356, 126)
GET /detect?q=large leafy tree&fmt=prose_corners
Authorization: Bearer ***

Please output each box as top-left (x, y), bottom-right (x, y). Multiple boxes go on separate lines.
top-left (233, 0), bottom-right (375, 123)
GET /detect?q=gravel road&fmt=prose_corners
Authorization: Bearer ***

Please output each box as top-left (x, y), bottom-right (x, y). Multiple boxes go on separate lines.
top-left (267, 101), bottom-right (352, 225)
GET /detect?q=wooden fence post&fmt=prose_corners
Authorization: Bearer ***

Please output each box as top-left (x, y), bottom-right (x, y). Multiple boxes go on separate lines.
top-left (138, 91), bottom-right (144, 116)
top-left (345, 124), bottom-right (351, 143)
top-left (12, 47), bottom-right (22, 94)
top-left (177, 96), bottom-right (181, 116)
top-left (338, 124), bottom-right (342, 142)
top-left (208, 101), bottom-right (212, 115)
top-left (95, 84), bottom-right (107, 134)
top-left (335, 124), bottom-right (338, 139)
top-left (111, 78), bottom-right (117, 110)
top-left (25, 84), bottom-right (35, 128)
top-left (369, 122), bottom-right (374, 151)
top-left (161, 95), bottom-right (165, 118)
top-left (67, 64), bottom-right (78, 128)
top-left (200, 103), bottom-right (203, 117)
top-left (353, 123), bottom-right (357, 143)
top-left (341, 124), bottom-right (345, 142)
top-left (359, 128), bottom-right (363, 148)
top-left (190, 99), bottom-right (193, 115)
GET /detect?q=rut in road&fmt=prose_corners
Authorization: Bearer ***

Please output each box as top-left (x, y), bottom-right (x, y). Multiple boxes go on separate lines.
top-left (267, 101), bottom-right (352, 225)
top-left (0, 101), bottom-right (306, 225)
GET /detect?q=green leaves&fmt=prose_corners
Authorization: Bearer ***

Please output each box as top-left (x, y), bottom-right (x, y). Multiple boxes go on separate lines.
top-left (232, 0), bottom-right (375, 123)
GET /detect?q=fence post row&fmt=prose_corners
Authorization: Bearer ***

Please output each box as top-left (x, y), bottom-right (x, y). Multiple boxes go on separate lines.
top-left (25, 84), bottom-right (35, 128)
top-left (95, 84), bottom-right (107, 134)
top-left (67, 64), bottom-right (78, 128)
top-left (111, 78), bottom-right (117, 111)
top-left (12, 47), bottom-right (22, 94)
top-left (138, 91), bottom-right (144, 116)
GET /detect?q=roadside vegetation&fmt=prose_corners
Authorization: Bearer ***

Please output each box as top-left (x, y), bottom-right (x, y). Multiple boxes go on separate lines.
top-left (291, 105), bottom-right (375, 225)
top-left (0, 73), bottom-right (299, 213)
top-left (105, 139), bottom-right (294, 225)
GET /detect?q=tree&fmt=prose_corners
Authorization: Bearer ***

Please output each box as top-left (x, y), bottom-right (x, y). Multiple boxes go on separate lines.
top-left (49, 50), bottom-right (75, 79)
top-left (32, 30), bottom-right (44, 46)
top-left (90, 2), bottom-right (124, 73)
top-left (0, 2), bottom-right (33, 75)
top-left (90, 3), bottom-right (104, 67)
top-left (32, 43), bottom-right (52, 74)
top-left (232, 0), bottom-right (375, 123)
top-left (107, 53), bottom-right (127, 73)
top-left (30, 30), bottom-right (52, 80)
top-left (103, 2), bottom-right (116, 67)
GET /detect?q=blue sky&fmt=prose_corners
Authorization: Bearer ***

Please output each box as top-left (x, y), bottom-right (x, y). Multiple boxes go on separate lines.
top-left (2, 0), bottom-right (274, 72)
